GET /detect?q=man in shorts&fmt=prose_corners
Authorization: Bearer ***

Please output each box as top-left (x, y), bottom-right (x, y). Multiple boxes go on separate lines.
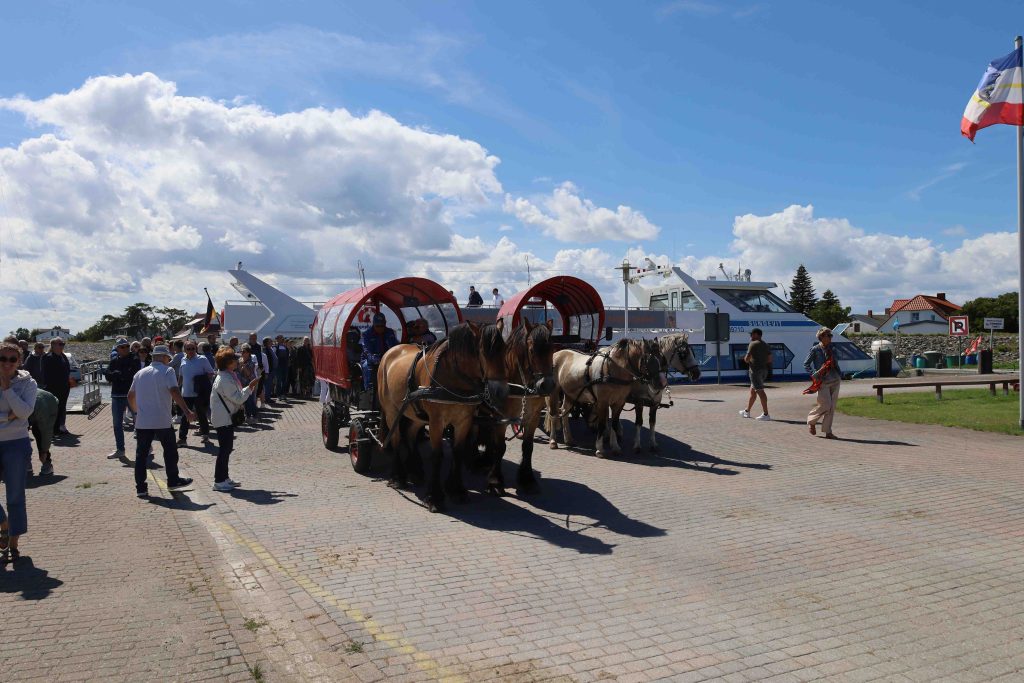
top-left (739, 328), bottom-right (772, 421)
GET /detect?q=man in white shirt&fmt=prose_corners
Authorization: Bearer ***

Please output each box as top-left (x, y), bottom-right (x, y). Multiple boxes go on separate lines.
top-left (128, 345), bottom-right (196, 498)
top-left (491, 288), bottom-right (504, 307)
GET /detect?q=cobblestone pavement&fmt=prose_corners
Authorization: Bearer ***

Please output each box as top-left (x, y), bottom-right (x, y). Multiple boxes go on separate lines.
top-left (2, 378), bottom-right (1023, 682)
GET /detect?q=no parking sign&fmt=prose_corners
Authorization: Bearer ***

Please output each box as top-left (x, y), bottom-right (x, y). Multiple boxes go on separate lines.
top-left (948, 315), bottom-right (969, 337)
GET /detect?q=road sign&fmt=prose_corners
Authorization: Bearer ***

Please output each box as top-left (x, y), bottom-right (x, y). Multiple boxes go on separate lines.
top-left (704, 311), bottom-right (730, 342)
top-left (984, 317), bottom-right (1005, 330)
top-left (948, 315), bottom-right (969, 337)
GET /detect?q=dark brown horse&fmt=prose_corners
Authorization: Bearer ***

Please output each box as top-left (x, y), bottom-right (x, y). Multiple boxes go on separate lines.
top-left (479, 319), bottom-right (555, 496)
top-left (377, 321), bottom-right (508, 512)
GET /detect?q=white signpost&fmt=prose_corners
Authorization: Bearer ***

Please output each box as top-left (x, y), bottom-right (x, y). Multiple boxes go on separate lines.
top-left (984, 317), bottom-right (1005, 355)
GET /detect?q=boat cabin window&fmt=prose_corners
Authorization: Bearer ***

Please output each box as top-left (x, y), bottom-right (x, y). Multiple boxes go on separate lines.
top-left (649, 294), bottom-right (669, 310)
top-left (709, 288), bottom-right (794, 313)
top-left (670, 291), bottom-right (678, 309)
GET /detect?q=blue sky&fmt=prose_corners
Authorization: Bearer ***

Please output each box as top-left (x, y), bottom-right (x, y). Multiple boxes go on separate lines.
top-left (0, 1), bottom-right (1021, 329)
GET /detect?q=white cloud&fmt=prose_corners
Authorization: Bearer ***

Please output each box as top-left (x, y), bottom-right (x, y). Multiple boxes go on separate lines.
top-left (703, 204), bottom-right (1018, 310)
top-left (941, 225), bottom-right (968, 237)
top-left (0, 73), bottom-right (503, 329)
top-left (504, 181), bottom-right (660, 243)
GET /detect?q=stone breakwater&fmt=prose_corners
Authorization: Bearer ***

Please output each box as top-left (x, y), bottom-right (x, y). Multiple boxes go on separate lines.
top-left (847, 333), bottom-right (1020, 366)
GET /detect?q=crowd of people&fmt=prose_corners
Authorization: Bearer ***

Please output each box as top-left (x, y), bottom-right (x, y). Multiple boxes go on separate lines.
top-left (0, 332), bottom-right (316, 563)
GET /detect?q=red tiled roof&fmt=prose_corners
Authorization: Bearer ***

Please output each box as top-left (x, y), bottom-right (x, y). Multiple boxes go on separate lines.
top-left (888, 295), bottom-right (961, 315)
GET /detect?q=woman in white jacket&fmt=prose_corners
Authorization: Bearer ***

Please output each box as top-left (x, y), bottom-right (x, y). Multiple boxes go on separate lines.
top-left (0, 341), bottom-right (38, 563)
top-left (210, 348), bottom-right (258, 492)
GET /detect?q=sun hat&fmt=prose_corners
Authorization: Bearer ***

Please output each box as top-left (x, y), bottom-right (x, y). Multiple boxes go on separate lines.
top-left (115, 337), bottom-right (130, 346)
top-left (151, 344), bottom-right (172, 358)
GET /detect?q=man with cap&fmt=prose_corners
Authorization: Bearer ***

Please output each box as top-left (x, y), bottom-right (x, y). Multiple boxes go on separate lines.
top-left (127, 344), bottom-right (196, 497)
top-left (105, 337), bottom-right (142, 459)
top-left (360, 312), bottom-right (399, 393)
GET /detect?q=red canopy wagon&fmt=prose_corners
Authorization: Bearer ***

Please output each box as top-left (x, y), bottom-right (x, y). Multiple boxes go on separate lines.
top-left (496, 275), bottom-right (605, 350)
top-left (312, 277), bottom-right (462, 472)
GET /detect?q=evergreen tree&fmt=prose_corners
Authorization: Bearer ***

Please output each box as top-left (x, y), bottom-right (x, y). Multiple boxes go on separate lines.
top-left (809, 289), bottom-right (852, 330)
top-left (788, 265), bottom-right (818, 314)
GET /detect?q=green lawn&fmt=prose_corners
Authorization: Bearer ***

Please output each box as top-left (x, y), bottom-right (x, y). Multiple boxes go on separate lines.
top-left (837, 388), bottom-right (1024, 436)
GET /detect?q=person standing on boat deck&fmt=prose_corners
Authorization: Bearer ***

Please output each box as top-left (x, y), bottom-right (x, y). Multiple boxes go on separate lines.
top-left (105, 337), bottom-right (141, 459)
top-left (804, 327), bottom-right (843, 439)
top-left (23, 343), bottom-right (45, 384)
top-left (41, 337), bottom-right (71, 434)
top-left (127, 344), bottom-right (195, 498)
top-left (210, 348), bottom-right (258, 492)
top-left (467, 286), bottom-right (484, 307)
top-left (739, 328), bottom-right (773, 421)
top-left (0, 341), bottom-right (39, 564)
top-left (177, 341), bottom-right (215, 446)
top-left (491, 288), bottom-right (504, 307)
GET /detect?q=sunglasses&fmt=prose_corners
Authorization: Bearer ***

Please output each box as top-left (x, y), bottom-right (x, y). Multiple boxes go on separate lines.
top-left (53, 342), bottom-right (65, 346)
top-left (0, 356), bottom-right (19, 363)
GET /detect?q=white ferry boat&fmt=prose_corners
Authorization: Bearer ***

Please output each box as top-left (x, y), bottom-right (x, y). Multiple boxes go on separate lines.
top-left (613, 262), bottom-right (877, 381)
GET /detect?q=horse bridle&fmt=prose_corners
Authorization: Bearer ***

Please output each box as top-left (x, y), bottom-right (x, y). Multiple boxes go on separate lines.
top-left (667, 339), bottom-right (698, 376)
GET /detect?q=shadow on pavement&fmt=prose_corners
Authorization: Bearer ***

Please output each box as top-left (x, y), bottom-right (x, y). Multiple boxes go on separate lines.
top-left (52, 432), bottom-right (80, 448)
top-left (26, 474), bottom-right (69, 489)
top-left (148, 492), bottom-right (215, 512)
top-left (446, 492), bottom-right (617, 555)
top-left (227, 488), bottom-right (297, 505)
top-left (506, 471), bottom-right (666, 539)
top-left (0, 556), bottom-right (64, 599)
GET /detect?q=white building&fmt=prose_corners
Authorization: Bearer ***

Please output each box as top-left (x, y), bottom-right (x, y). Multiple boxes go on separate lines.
top-left (35, 326), bottom-right (70, 342)
top-left (876, 294), bottom-right (962, 335)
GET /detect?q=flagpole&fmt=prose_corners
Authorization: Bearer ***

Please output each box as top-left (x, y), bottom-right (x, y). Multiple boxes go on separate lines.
top-left (1017, 35), bottom-right (1023, 429)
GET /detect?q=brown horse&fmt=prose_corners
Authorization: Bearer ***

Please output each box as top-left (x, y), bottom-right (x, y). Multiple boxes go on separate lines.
top-left (479, 319), bottom-right (556, 496)
top-left (377, 321), bottom-right (508, 512)
top-left (545, 339), bottom-right (667, 457)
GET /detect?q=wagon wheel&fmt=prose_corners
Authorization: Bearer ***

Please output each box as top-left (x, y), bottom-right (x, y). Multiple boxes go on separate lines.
top-left (321, 403), bottom-right (340, 450)
top-left (348, 418), bottom-right (375, 475)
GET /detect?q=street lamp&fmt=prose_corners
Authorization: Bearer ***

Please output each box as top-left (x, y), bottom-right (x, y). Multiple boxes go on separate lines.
top-left (616, 259), bottom-right (632, 337)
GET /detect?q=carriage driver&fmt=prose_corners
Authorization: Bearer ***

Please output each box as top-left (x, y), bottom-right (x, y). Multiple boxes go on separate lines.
top-left (360, 312), bottom-right (399, 391)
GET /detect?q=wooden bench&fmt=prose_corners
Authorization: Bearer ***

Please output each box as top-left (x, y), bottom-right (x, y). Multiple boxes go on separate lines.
top-left (872, 378), bottom-right (1020, 403)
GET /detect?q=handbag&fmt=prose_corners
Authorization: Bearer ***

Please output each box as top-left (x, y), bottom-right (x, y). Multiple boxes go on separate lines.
top-left (216, 388), bottom-right (246, 427)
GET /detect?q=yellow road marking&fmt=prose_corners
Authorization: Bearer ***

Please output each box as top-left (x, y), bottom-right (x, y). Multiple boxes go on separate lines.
top-left (148, 472), bottom-right (464, 682)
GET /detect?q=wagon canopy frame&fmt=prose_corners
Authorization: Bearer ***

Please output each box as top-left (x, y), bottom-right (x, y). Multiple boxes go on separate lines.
top-left (313, 277), bottom-right (463, 388)
top-left (496, 275), bottom-right (605, 347)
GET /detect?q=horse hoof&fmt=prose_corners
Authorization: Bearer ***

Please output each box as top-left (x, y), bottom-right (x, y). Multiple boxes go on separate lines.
top-left (649, 445), bottom-right (660, 454)
top-left (549, 442), bottom-right (558, 450)
top-left (386, 479), bottom-right (407, 490)
top-left (427, 500), bottom-right (445, 513)
top-left (596, 451), bottom-right (607, 459)
top-left (516, 482), bottom-right (540, 496)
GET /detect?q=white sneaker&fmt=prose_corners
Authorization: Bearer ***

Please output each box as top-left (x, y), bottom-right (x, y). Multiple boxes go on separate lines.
top-left (755, 414), bottom-right (772, 421)
top-left (738, 410), bottom-right (751, 418)
top-left (226, 479), bottom-right (241, 488)
top-left (212, 481), bottom-right (234, 492)
top-left (172, 415), bottom-right (182, 425)
top-left (108, 448), bottom-right (125, 459)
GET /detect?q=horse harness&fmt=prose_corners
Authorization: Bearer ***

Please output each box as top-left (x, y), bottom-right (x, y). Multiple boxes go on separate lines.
top-left (568, 347), bottom-right (655, 408)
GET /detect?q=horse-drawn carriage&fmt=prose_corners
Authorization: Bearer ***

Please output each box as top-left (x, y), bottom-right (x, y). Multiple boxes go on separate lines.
top-left (496, 275), bottom-right (605, 351)
top-left (312, 277), bottom-right (463, 473)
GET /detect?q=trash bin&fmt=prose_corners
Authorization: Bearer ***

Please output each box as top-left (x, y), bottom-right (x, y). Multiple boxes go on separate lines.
top-left (922, 351), bottom-right (943, 368)
top-left (914, 356), bottom-right (928, 369)
top-left (875, 348), bottom-right (894, 378)
top-left (944, 355), bottom-right (957, 368)
top-left (965, 353), bottom-right (977, 365)
top-left (978, 349), bottom-right (993, 374)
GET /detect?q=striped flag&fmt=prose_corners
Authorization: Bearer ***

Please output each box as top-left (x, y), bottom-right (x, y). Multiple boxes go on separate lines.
top-left (199, 290), bottom-right (217, 334)
top-left (961, 46), bottom-right (1023, 141)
